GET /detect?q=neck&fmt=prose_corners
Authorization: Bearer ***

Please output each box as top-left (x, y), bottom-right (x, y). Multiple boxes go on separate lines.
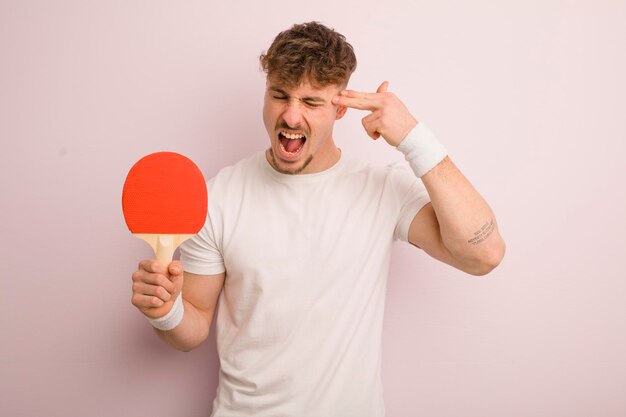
top-left (306, 143), bottom-right (341, 174)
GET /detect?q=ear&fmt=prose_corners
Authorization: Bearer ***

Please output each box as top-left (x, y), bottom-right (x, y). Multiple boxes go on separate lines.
top-left (335, 105), bottom-right (348, 120)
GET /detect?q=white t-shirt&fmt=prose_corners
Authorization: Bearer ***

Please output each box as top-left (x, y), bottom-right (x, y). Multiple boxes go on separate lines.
top-left (180, 150), bottom-right (431, 417)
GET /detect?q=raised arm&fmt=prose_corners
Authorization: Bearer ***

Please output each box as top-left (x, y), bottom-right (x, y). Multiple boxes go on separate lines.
top-left (332, 82), bottom-right (505, 275)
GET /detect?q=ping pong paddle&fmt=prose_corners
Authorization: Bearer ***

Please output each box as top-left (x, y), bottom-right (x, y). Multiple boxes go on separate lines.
top-left (122, 152), bottom-right (207, 266)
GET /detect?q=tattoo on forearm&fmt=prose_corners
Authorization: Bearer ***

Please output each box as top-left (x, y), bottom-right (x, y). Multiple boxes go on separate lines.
top-left (468, 219), bottom-right (495, 245)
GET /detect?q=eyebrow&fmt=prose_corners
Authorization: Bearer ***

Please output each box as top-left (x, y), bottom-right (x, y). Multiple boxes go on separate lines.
top-left (268, 86), bottom-right (327, 103)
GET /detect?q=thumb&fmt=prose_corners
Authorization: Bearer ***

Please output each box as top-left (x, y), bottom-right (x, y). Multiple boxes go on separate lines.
top-left (168, 260), bottom-right (182, 277)
top-left (377, 81), bottom-right (389, 93)
top-left (171, 273), bottom-right (184, 294)
top-left (168, 261), bottom-right (184, 293)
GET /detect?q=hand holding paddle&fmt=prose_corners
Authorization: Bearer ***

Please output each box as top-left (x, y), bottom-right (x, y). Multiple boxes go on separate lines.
top-left (122, 152), bottom-right (208, 318)
top-left (131, 260), bottom-right (183, 319)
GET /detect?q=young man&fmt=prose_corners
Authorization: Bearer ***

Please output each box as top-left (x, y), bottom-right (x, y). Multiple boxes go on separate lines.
top-left (131, 22), bottom-right (505, 416)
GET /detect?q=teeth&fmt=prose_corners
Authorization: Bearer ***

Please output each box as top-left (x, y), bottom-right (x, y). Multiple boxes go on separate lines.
top-left (281, 132), bottom-right (305, 140)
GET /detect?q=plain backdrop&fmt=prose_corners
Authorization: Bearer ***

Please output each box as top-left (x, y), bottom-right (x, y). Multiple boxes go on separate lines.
top-left (1, 1), bottom-right (625, 416)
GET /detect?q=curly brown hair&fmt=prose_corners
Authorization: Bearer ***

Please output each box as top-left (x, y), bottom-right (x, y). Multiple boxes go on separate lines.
top-left (259, 22), bottom-right (357, 89)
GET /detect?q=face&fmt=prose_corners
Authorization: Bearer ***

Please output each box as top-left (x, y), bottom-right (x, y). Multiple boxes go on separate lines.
top-left (262, 77), bottom-right (347, 175)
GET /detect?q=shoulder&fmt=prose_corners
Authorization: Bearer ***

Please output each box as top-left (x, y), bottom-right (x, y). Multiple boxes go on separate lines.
top-left (208, 152), bottom-right (264, 189)
top-left (201, 152), bottom-right (265, 214)
top-left (340, 155), bottom-right (418, 187)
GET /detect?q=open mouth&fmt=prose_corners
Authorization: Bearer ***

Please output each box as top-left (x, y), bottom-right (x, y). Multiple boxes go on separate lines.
top-left (277, 131), bottom-right (306, 159)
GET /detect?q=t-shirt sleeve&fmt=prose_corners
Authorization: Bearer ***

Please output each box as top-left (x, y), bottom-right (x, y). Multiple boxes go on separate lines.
top-left (179, 180), bottom-right (226, 276)
top-left (391, 164), bottom-right (432, 242)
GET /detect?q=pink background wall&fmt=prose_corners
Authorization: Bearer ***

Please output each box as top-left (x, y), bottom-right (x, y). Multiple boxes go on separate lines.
top-left (1, 1), bottom-right (624, 416)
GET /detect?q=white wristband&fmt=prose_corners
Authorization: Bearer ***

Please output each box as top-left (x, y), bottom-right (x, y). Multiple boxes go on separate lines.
top-left (396, 122), bottom-right (448, 177)
top-left (147, 292), bottom-right (184, 331)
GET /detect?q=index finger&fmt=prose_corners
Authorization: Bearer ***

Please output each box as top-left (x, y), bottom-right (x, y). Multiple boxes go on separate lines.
top-left (333, 92), bottom-right (382, 111)
top-left (342, 89), bottom-right (380, 100)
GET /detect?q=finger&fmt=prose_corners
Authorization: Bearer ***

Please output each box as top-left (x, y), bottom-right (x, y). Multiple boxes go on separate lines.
top-left (132, 281), bottom-right (173, 303)
top-left (170, 270), bottom-right (184, 290)
top-left (132, 270), bottom-right (176, 293)
top-left (362, 113), bottom-right (382, 139)
top-left (333, 95), bottom-right (381, 111)
top-left (139, 259), bottom-right (166, 274)
top-left (131, 293), bottom-right (166, 309)
top-left (341, 89), bottom-right (379, 100)
top-left (168, 260), bottom-right (182, 276)
top-left (342, 82), bottom-right (389, 99)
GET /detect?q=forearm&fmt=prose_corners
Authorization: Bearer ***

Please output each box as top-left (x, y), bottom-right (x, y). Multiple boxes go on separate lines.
top-left (153, 298), bottom-right (211, 352)
top-left (421, 156), bottom-right (505, 273)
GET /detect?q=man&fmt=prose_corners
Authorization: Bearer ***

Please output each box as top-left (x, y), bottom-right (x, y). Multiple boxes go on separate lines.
top-left (131, 22), bottom-right (505, 416)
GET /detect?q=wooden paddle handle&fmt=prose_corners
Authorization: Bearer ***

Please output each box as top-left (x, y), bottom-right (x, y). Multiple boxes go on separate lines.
top-left (134, 234), bottom-right (195, 266)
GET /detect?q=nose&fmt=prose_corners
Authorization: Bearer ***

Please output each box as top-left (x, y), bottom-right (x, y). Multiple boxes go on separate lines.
top-left (282, 98), bottom-right (304, 128)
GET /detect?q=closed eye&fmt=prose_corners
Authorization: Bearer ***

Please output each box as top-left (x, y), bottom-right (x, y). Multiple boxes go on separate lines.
top-left (270, 91), bottom-right (324, 108)
top-left (302, 100), bottom-right (322, 108)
